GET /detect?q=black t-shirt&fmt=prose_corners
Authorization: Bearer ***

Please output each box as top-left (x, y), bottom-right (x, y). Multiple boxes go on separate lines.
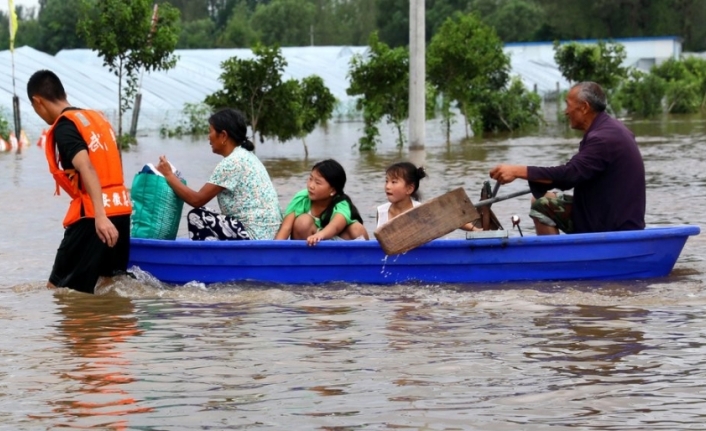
top-left (53, 107), bottom-right (88, 170)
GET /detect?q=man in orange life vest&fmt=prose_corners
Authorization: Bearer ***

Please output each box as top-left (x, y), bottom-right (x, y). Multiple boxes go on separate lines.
top-left (27, 70), bottom-right (132, 294)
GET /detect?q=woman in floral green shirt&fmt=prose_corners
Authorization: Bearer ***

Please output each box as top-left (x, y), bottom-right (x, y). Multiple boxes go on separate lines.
top-left (156, 108), bottom-right (282, 240)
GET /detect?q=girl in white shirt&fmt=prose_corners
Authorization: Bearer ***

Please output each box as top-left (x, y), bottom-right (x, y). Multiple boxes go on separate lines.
top-left (376, 162), bottom-right (426, 228)
top-left (376, 162), bottom-right (483, 231)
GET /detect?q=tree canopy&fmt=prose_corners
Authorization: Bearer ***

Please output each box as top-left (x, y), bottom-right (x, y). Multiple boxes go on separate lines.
top-left (553, 40), bottom-right (627, 90)
top-left (77, 0), bottom-right (181, 143)
top-left (204, 44), bottom-right (336, 153)
top-left (347, 32), bottom-right (410, 150)
top-left (5, 0), bottom-right (706, 53)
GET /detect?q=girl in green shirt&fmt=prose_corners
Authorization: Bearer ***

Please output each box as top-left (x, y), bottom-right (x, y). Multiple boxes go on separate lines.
top-left (276, 159), bottom-right (369, 245)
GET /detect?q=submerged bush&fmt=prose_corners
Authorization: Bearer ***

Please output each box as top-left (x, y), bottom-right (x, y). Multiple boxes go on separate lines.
top-left (160, 102), bottom-right (211, 138)
top-left (0, 108), bottom-right (9, 140)
top-left (614, 69), bottom-right (666, 117)
top-left (651, 58), bottom-right (702, 114)
top-left (474, 77), bottom-right (543, 134)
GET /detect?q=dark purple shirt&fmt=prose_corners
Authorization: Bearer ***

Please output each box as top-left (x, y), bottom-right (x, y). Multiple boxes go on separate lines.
top-left (527, 112), bottom-right (646, 233)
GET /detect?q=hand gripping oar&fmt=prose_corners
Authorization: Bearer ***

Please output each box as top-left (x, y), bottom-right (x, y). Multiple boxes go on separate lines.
top-left (475, 188), bottom-right (531, 208)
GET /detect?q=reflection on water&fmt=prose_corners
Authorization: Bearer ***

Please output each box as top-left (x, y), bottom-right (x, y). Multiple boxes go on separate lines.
top-left (1, 113), bottom-right (705, 429)
top-left (34, 293), bottom-right (152, 429)
top-left (529, 306), bottom-right (648, 376)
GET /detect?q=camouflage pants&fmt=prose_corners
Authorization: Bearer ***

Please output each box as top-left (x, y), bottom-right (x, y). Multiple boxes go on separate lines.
top-left (187, 207), bottom-right (251, 241)
top-left (529, 192), bottom-right (574, 233)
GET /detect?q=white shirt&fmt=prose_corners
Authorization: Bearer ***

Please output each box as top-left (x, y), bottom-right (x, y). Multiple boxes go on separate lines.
top-left (376, 200), bottom-right (421, 228)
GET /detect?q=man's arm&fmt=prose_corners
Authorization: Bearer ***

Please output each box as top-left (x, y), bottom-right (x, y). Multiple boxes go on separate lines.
top-left (71, 150), bottom-right (118, 247)
top-left (489, 165), bottom-right (553, 184)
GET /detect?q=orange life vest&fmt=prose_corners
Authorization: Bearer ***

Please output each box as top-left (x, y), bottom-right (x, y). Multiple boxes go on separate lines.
top-left (45, 109), bottom-right (132, 227)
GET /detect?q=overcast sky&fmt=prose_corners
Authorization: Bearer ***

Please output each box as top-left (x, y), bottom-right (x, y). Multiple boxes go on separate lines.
top-left (1, 0), bottom-right (39, 13)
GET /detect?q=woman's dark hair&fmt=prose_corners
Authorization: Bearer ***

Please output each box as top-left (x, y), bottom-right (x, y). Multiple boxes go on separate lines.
top-left (209, 108), bottom-right (255, 151)
top-left (312, 159), bottom-right (364, 228)
top-left (386, 161), bottom-right (427, 201)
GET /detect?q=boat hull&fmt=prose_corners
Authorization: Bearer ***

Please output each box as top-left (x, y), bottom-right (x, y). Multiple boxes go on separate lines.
top-left (128, 225), bottom-right (700, 285)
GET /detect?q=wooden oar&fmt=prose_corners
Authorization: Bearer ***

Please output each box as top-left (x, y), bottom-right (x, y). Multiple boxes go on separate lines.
top-left (475, 188), bottom-right (531, 208)
top-left (491, 180), bottom-right (501, 198)
top-left (374, 187), bottom-right (479, 255)
top-left (374, 187), bottom-right (533, 255)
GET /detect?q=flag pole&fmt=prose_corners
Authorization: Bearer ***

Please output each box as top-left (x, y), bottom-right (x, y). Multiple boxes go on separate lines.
top-left (8, 0), bottom-right (21, 135)
top-left (11, 53), bottom-right (21, 136)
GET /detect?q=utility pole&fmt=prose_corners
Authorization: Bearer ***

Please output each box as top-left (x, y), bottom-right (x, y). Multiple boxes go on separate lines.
top-left (408, 0), bottom-right (425, 150)
top-left (129, 4), bottom-right (159, 138)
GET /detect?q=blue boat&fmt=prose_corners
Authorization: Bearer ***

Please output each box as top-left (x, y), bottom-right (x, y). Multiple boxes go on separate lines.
top-left (128, 225), bottom-right (700, 285)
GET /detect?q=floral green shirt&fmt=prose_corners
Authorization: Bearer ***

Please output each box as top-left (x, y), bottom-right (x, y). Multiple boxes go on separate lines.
top-left (208, 147), bottom-right (282, 239)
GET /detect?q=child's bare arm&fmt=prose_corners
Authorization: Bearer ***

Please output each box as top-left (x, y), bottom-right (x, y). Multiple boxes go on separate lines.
top-left (460, 221), bottom-right (483, 232)
top-left (275, 213), bottom-right (296, 239)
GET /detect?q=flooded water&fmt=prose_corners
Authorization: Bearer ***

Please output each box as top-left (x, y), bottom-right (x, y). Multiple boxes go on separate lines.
top-left (1, 110), bottom-right (705, 430)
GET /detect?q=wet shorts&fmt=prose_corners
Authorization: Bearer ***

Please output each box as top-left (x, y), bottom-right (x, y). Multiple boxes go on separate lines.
top-left (49, 215), bottom-right (131, 294)
top-left (529, 192), bottom-right (574, 233)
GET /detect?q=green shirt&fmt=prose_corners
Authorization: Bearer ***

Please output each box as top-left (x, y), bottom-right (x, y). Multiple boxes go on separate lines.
top-left (284, 189), bottom-right (354, 229)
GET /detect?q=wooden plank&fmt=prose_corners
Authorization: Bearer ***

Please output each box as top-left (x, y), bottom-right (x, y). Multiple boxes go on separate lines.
top-left (374, 187), bottom-right (480, 255)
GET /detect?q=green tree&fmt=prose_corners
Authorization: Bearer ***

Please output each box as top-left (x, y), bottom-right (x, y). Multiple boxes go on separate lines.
top-left (347, 32), bottom-right (409, 150)
top-left (376, 0), bottom-right (475, 46)
top-left (205, 44), bottom-right (288, 140)
top-left (308, 0), bottom-right (357, 45)
top-left (476, 77), bottom-right (543, 132)
top-left (0, 11), bottom-right (8, 49)
top-left (482, 0), bottom-right (544, 42)
top-left (427, 0), bottom-right (470, 38)
top-left (14, 18), bottom-right (42, 48)
top-left (681, 56), bottom-right (706, 108)
top-left (169, 0), bottom-right (210, 21)
top-left (255, 79), bottom-right (303, 143)
top-left (250, 0), bottom-right (316, 46)
top-left (208, 0), bottom-right (241, 30)
top-left (651, 58), bottom-right (702, 114)
top-left (1, 8), bottom-right (42, 50)
top-left (77, 0), bottom-right (181, 144)
top-left (427, 12), bottom-right (509, 138)
top-left (296, 75), bottom-right (336, 156)
top-left (531, 0), bottom-right (706, 51)
top-left (178, 18), bottom-right (216, 48)
top-left (613, 69), bottom-right (666, 117)
top-left (336, 0), bottom-right (378, 45)
top-left (160, 102), bottom-right (212, 137)
top-left (0, 108), bottom-right (10, 140)
top-left (533, 0), bottom-right (616, 41)
top-left (216, 1), bottom-right (257, 47)
top-left (205, 44), bottom-right (334, 149)
top-left (375, 0), bottom-right (407, 47)
top-left (36, 0), bottom-right (86, 54)
top-left (660, 0), bottom-right (706, 52)
top-left (553, 40), bottom-right (627, 91)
